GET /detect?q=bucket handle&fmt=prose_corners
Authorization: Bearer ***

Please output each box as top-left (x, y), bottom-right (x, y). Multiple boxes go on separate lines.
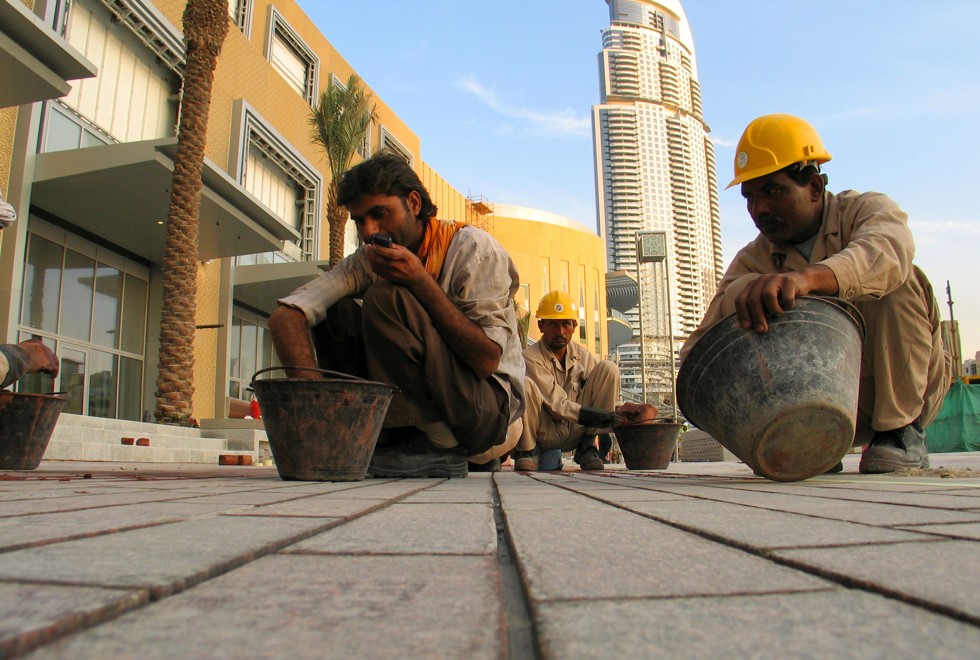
top-left (804, 295), bottom-right (867, 340)
top-left (249, 366), bottom-right (398, 392)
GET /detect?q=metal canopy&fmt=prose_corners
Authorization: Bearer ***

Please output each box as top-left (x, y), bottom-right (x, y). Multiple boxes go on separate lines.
top-left (0, 0), bottom-right (96, 108)
top-left (31, 138), bottom-right (300, 265)
top-left (233, 260), bottom-right (330, 315)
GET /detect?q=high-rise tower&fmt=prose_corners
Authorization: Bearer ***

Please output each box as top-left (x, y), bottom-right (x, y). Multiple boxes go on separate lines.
top-left (592, 0), bottom-right (722, 404)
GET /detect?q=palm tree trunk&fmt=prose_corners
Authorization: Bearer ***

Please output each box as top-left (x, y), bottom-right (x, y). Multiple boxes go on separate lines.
top-left (155, 0), bottom-right (228, 424)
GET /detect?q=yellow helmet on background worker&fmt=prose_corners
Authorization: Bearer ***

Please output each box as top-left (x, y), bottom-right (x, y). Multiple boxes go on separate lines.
top-left (535, 290), bottom-right (578, 320)
top-left (728, 114), bottom-right (832, 188)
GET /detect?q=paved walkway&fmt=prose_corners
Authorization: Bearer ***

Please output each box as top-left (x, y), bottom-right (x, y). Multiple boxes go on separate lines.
top-left (2, 453), bottom-right (979, 658)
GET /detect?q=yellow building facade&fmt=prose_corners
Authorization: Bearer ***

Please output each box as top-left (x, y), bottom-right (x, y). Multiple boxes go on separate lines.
top-left (0, 0), bottom-right (608, 442)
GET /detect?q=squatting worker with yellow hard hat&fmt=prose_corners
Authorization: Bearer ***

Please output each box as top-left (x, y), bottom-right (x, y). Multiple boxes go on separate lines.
top-left (681, 114), bottom-right (951, 474)
top-left (512, 291), bottom-right (655, 471)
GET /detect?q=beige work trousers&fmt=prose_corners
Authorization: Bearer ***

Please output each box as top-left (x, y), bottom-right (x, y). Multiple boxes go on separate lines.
top-left (854, 265), bottom-right (952, 443)
top-left (311, 282), bottom-right (514, 457)
top-left (518, 359), bottom-right (620, 453)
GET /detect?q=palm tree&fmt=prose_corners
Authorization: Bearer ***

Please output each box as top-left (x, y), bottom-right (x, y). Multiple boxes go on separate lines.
top-left (310, 74), bottom-right (377, 266)
top-left (154, 0), bottom-right (229, 425)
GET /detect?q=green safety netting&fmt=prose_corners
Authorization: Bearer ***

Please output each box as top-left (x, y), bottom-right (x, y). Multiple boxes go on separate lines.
top-left (926, 381), bottom-right (980, 453)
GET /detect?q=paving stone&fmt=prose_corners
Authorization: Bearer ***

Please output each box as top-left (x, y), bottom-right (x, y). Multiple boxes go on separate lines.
top-left (628, 483), bottom-right (980, 526)
top-left (534, 588), bottom-right (980, 658)
top-left (225, 496), bottom-right (386, 519)
top-left (0, 502), bottom-right (254, 551)
top-left (165, 490), bottom-right (321, 505)
top-left (774, 539), bottom-right (980, 621)
top-left (727, 483), bottom-right (980, 509)
top-left (609, 498), bottom-right (934, 550)
top-left (0, 491), bottom-right (202, 516)
top-left (400, 474), bottom-right (493, 503)
top-left (0, 516), bottom-right (332, 598)
top-left (503, 506), bottom-right (829, 602)
top-left (318, 479), bottom-right (441, 500)
top-left (896, 522), bottom-right (980, 541)
top-left (29, 555), bottom-right (503, 659)
top-left (290, 502), bottom-right (496, 555)
top-left (0, 583), bottom-right (147, 657)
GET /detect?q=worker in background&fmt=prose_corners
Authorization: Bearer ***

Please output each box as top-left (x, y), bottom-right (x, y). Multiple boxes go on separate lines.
top-left (682, 114), bottom-right (951, 473)
top-left (513, 290), bottom-right (654, 471)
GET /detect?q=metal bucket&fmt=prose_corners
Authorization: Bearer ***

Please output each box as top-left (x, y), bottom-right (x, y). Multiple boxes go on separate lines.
top-left (250, 367), bottom-right (397, 481)
top-left (0, 391), bottom-right (68, 470)
top-left (677, 297), bottom-right (864, 482)
top-left (614, 419), bottom-right (683, 470)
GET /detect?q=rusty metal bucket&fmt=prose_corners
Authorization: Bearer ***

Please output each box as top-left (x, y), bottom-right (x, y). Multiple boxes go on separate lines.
top-left (250, 367), bottom-right (397, 482)
top-left (614, 419), bottom-right (683, 470)
top-left (677, 297), bottom-right (864, 482)
top-left (0, 391), bottom-right (67, 470)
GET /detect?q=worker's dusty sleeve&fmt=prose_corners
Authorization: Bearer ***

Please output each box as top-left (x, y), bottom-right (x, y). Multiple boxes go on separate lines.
top-left (0, 344), bottom-right (30, 389)
top-left (819, 192), bottom-right (914, 301)
top-left (524, 348), bottom-right (582, 424)
top-left (277, 250), bottom-right (376, 326)
top-left (680, 240), bottom-right (773, 361)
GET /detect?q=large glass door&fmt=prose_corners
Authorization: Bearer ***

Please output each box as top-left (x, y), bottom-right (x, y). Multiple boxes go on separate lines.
top-left (17, 219), bottom-right (149, 421)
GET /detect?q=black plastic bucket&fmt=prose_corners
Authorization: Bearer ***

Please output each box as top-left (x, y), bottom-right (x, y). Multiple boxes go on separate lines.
top-left (250, 367), bottom-right (396, 481)
top-left (0, 391), bottom-right (68, 470)
top-left (677, 297), bottom-right (864, 481)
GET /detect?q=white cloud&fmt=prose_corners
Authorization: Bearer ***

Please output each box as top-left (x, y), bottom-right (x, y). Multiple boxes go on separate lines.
top-left (910, 219), bottom-right (980, 237)
top-left (457, 75), bottom-right (591, 138)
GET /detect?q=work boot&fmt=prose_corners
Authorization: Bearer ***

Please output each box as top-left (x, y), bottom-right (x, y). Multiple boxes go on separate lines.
top-left (368, 428), bottom-right (468, 478)
top-left (573, 445), bottom-right (604, 471)
top-left (859, 422), bottom-right (930, 474)
top-left (513, 450), bottom-right (539, 472)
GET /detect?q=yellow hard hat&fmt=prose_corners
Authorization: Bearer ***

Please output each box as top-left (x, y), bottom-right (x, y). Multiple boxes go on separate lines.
top-left (535, 290), bottom-right (578, 320)
top-left (727, 114), bottom-right (832, 188)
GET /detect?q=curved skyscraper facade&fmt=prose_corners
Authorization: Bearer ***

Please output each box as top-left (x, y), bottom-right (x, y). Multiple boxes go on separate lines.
top-left (592, 0), bottom-right (722, 404)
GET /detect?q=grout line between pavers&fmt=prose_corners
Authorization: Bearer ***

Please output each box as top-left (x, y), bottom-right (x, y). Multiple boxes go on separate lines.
top-left (492, 475), bottom-right (541, 660)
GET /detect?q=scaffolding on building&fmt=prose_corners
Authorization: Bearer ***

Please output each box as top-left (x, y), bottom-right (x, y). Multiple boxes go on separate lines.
top-left (466, 194), bottom-right (494, 235)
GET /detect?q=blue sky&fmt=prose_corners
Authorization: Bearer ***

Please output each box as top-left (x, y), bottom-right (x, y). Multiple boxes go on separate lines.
top-left (296, 0), bottom-right (980, 361)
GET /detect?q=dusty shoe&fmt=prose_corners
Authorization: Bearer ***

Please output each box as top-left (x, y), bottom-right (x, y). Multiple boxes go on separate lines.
top-left (513, 450), bottom-right (539, 472)
top-left (573, 446), bottom-right (604, 471)
top-left (368, 429), bottom-right (467, 478)
top-left (859, 423), bottom-right (930, 474)
top-left (825, 461), bottom-right (844, 474)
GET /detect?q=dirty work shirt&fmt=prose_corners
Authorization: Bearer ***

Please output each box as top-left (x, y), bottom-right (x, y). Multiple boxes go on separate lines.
top-left (279, 224), bottom-right (525, 429)
top-left (524, 339), bottom-right (600, 424)
top-left (683, 189), bottom-right (950, 437)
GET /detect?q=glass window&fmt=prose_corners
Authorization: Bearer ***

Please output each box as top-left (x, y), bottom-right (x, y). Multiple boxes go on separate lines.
top-left (88, 350), bottom-right (118, 419)
top-left (268, 11), bottom-right (317, 104)
top-left (20, 234), bottom-right (63, 333)
top-left (118, 356), bottom-right (143, 422)
top-left (17, 223), bottom-right (149, 419)
top-left (120, 275), bottom-right (147, 355)
top-left (44, 108), bottom-right (82, 153)
top-left (59, 347), bottom-right (86, 415)
top-left (60, 250), bottom-right (95, 341)
top-left (92, 264), bottom-right (122, 348)
top-left (228, 306), bottom-right (277, 402)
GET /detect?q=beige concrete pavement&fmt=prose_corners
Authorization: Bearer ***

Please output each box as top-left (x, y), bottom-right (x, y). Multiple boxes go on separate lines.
top-left (1, 452), bottom-right (979, 658)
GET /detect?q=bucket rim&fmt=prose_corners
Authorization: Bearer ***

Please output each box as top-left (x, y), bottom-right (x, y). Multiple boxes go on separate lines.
top-left (249, 366), bottom-right (398, 393)
top-left (614, 418), bottom-right (683, 430)
top-left (0, 390), bottom-right (68, 401)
